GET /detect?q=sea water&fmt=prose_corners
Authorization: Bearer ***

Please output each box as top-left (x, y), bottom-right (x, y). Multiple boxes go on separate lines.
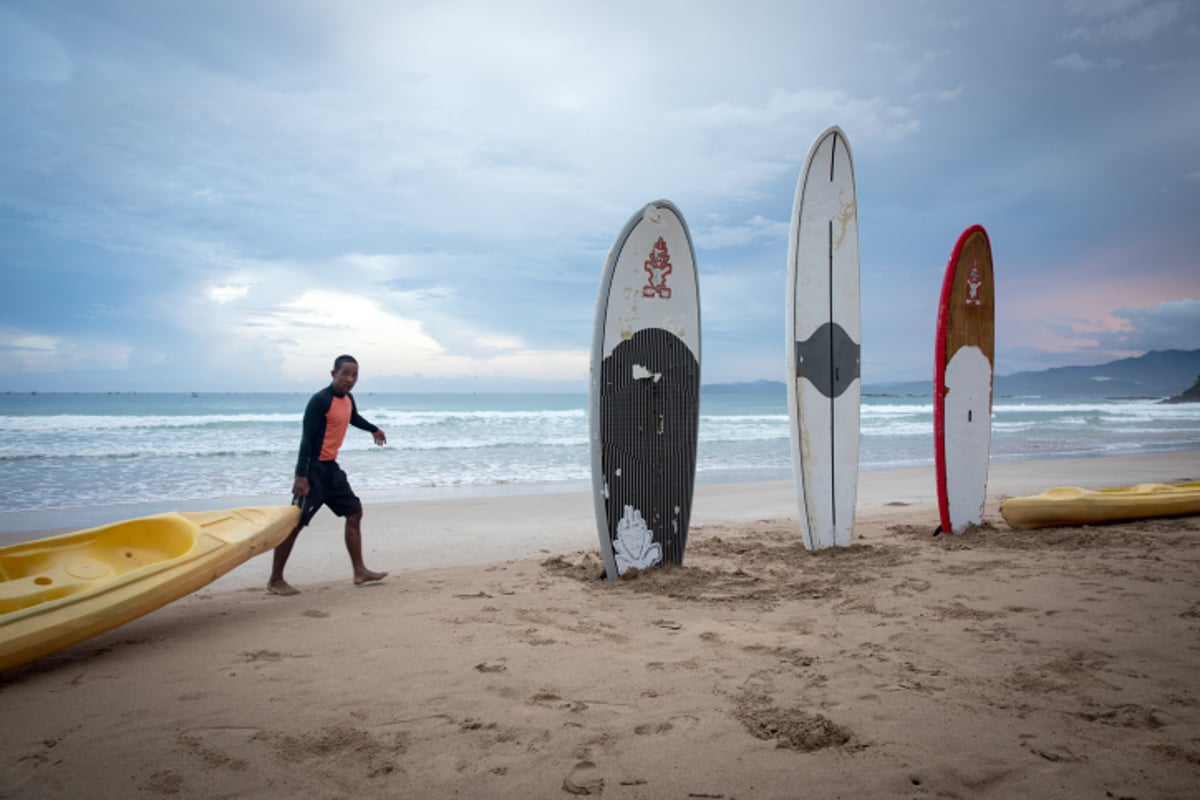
top-left (1, 387), bottom-right (1198, 529)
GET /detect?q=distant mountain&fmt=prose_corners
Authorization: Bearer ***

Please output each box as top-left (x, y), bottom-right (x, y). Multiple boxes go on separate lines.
top-left (863, 349), bottom-right (1200, 399)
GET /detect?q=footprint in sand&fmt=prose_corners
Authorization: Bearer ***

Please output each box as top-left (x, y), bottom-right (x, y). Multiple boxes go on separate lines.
top-left (144, 769), bottom-right (184, 794)
top-left (562, 760), bottom-right (605, 795)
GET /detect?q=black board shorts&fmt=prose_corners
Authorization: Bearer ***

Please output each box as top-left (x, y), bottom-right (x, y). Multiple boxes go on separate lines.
top-left (298, 460), bottom-right (362, 527)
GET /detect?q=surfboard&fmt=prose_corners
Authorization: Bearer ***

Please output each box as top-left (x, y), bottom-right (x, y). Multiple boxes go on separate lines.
top-left (786, 126), bottom-right (861, 550)
top-left (590, 201), bottom-right (701, 580)
top-left (934, 224), bottom-right (995, 534)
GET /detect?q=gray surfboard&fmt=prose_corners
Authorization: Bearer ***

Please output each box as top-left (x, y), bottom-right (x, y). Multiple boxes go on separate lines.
top-left (590, 201), bottom-right (701, 580)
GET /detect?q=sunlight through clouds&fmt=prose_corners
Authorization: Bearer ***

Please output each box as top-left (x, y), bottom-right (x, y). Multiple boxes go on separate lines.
top-left (242, 289), bottom-right (444, 380)
top-left (234, 289), bottom-right (588, 386)
top-left (206, 285), bottom-right (250, 303)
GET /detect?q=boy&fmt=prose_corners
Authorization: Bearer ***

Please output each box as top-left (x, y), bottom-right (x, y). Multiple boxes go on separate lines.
top-left (268, 354), bottom-right (388, 596)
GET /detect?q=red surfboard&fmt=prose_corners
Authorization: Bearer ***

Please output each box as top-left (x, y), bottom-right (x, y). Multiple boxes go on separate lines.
top-left (934, 225), bottom-right (995, 534)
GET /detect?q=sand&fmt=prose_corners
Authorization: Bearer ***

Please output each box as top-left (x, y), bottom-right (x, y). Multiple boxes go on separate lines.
top-left (1, 451), bottom-right (1198, 799)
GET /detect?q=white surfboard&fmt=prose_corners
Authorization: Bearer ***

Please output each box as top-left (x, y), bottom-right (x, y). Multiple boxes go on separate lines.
top-left (590, 201), bottom-right (701, 580)
top-left (786, 126), bottom-right (861, 550)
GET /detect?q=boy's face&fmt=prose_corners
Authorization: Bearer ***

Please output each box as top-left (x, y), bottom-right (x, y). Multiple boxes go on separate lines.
top-left (331, 361), bottom-right (359, 395)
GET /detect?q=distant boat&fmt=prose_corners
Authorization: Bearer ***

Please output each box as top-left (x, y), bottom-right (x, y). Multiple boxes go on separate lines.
top-left (0, 505), bottom-right (299, 672)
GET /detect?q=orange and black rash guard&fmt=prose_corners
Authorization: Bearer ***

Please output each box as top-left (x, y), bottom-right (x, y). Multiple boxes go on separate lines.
top-left (294, 385), bottom-right (379, 477)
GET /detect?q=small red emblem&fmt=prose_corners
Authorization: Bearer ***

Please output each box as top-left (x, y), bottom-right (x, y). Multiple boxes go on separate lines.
top-left (965, 262), bottom-right (983, 307)
top-left (642, 237), bottom-right (672, 299)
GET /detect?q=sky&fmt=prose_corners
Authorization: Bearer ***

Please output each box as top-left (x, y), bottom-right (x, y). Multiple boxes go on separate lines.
top-left (1, 0), bottom-right (1198, 393)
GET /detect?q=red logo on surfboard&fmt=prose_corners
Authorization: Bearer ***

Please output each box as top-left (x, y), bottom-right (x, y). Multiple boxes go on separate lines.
top-left (965, 262), bottom-right (984, 307)
top-left (642, 237), bottom-right (673, 299)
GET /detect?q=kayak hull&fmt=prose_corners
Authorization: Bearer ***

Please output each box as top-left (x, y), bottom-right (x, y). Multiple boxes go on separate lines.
top-left (1000, 483), bottom-right (1200, 530)
top-left (0, 505), bottom-right (299, 672)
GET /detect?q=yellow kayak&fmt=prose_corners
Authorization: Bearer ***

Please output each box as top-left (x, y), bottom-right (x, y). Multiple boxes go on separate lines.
top-left (0, 505), bottom-right (299, 672)
top-left (1000, 482), bottom-right (1200, 530)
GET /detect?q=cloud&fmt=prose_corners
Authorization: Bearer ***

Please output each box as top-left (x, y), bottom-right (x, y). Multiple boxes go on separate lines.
top-left (474, 334), bottom-right (526, 350)
top-left (228, 288), bottom-right (588, 385)
top-left (1053, 53), bottom-right (1125, 73)
top-left (1067, 0), bottom-right (1153, 17)
top-left (2, 1), bottom-right (1197, 391)
top-left (192, 187), bottom-right (222, 202)
top-left (1064, 0), bottom-right (1182, 42)
top-left (1, 3), bottom-right (935, 258)
top-left (206, 285), bottom-right (250, 303)
top-left (0, 333), bottom-right (56, 354)
top-left (0, 328), bottom-right (132, 374)
top-left (0, 8), bottom-right (73, 84)
top-left (1055, 53), bottom-right (1098, 72)
top-left (1146, 57), bottom-right (1200, 72)
top-left (231, 289), bottom-right (443, 379)
top-left (1104, 298), bottom-right (1200, 351)
top-left (694, 216), bottom-right (790, 250)
top-left (763, 88), bottom-right (922, 142)
top-left (893, 50), bottom-right (950, 84)
top-left (911, 87), bottom-right (964, 103)
top-left (1011, 299), bottom-right (1200, 368)
top-left (341, 253), bottom-right (419, 276)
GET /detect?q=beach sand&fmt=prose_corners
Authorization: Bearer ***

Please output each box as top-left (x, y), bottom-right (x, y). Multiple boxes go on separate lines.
top-left (2, 451), bottom-right (1199, 798)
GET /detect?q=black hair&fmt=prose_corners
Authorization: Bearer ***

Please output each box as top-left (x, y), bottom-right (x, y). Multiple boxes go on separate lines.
top-left (332, 354), bottom-right (358, 372)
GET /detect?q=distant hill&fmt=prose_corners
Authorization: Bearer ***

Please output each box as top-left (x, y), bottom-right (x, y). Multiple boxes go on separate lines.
top-left (1163, 374), bottom-right (1200, 404)
top-left (862, 349), bottom-right (1200, 399)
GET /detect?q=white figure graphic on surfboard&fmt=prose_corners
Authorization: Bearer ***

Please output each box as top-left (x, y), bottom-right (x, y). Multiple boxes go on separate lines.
top-left (613, 505), bottom-right (662, 573)
top-left (965, 263), bottom-right (984, 307)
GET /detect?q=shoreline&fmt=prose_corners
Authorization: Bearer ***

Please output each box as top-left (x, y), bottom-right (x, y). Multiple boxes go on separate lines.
top-left (4, 450), bottom-right (1194, 593)
top-left (2, 449), bottom-right (1198, 797)
top-left (224, 449), bottom-right (1194, 595)
top-left (2, 447), bottom-right (1197, 543)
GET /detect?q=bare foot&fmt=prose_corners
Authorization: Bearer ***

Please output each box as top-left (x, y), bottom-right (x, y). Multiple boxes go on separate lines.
top-left (267, 579), bottom-right (300, 596)
top-left (354, 569), bottom-right (387, 586)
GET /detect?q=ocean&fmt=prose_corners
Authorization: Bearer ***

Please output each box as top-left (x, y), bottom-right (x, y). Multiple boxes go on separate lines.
top-left (1, 386), bottom-right (1198, 532)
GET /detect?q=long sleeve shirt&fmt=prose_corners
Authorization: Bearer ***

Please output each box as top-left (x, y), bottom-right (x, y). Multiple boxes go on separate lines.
top-left (294, 385), bottom-right (379, 477)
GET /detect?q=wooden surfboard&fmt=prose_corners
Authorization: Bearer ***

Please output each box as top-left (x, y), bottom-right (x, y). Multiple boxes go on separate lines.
top-left (590, 201), bottom-right (700, 580)
top-left (786, 126), bottom-right (861, 550)
top-left (934, 224), bottom-right (995, 534)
